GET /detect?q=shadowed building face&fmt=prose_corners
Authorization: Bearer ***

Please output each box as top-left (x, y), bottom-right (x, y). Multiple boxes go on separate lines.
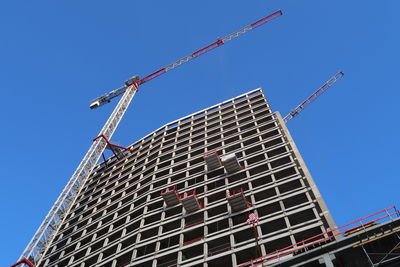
top-left (39, 88), bottom-right (336, 267)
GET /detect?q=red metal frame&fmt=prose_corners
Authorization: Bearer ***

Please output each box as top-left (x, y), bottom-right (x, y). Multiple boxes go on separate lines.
top-left (179, 189), bottom-right (196, 199)
top-left (94, 134), bottom-right (136, 163)
top-left (93, 134), bottom-right (136, 153)
top-left (250, 10), bottom-right (283, 29)
top-left (157, 259), bottom-right (177, 267)
top-left (226, 188), bottom-right (244, 198)
top-left (10, 259), bottom-right (35, 267)
top-left (247, 213), bottom-right (260, 225)
top-left (182, 236), bottom-right (204, 246)
top-left (237, 206), bottom-right (400, 267)
top-left (161, 186), bottom-right (177, 195)
top-left (208, 245), bottom-right (232, 256)
top-left (184, 220), bottom-right (204, 229)
top-left (203, 150), bottom-right (220, 158)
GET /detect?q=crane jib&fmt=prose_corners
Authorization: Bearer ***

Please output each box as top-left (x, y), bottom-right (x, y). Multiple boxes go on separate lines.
top-left (192, 39), bottom-right (224, 58)
top-left (138, 68), bottom-right (167, 85)
top-left (250, 10), bottom-right (283, 29)
top-left (138, 39), bottom-right (225, 86)
top-left (95, 10), bottom-right (283, 99)
top-left (133, 11), bottom-right (282, 88)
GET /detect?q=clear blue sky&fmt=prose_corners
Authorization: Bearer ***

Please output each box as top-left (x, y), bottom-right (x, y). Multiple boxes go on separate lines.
top-left (1, 1), bottom-right (399, 265)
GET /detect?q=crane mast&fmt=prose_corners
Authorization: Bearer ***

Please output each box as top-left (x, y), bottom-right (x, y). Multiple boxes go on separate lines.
top-left (19, 10), bottom-right (283, 266)
top-left (19, 86), bottom-right (138, 265)
top-left (283, 71), bottom-right (344, 123)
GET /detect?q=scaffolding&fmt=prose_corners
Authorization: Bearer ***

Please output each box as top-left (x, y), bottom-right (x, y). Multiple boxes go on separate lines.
top-left (359, 232), bottom-right (400, 266)
top-left (237, 206), bottom-right (400, 267)
top-left (226, 188), bottom-right (252, 213)
top-left (180, 190), bottom-right (203, 213)
top-left (204, 151), bottom-right (222, 171)
top-left (161, 186), bottom-right (180, 207)
top-left (221, 153), bottom-right (242, 174)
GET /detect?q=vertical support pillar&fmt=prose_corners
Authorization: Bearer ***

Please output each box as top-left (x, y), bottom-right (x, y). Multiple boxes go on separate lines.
top-left (275, 112), bottom-right (338, 238)
top-left (318, 253), bottom-right (335, 267)
top-left (231, 234), bottom-right (237, 267)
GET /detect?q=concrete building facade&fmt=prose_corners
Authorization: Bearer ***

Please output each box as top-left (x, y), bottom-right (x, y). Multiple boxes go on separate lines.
top-left (39, 88), bottom-right (337, 267)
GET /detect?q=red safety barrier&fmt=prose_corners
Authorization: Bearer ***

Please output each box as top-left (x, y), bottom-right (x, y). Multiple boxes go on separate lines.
top-left (208, 245), bottom-right (232, 256)
top-left (238, 206), bottom-right (400, 267)
top-left (161, 186), bottom-right (177, 195)
top-left (10, 259), bottom-right (35, 267)
top-left (226, 188), bottom-right (244, 198)
top-left (182, 236), bottom-right (204, 246)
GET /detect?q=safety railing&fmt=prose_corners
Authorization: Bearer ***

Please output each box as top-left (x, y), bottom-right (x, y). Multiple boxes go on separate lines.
top-left (182, 236), bottom-right (204, 246)
top-left (157, 259), bottom-right (177, 267)
top-left (226, 188), bottom-right (253, 210)
top-left (161, 186), bottom-right (177, 195)
top-left (179, 190), bottom-right (197, 199)
top-left (237, 206), bottom-right (400, 267)
top-left (179, 190), bottom-right (204, 209)
top-left (208, 243), bottom-right (231, 256)
top-left (226, 188), bottom-right (244, 198)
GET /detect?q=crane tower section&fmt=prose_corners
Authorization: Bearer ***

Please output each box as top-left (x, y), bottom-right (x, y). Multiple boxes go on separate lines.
top-left (19, 86), bottom-right (138, 266)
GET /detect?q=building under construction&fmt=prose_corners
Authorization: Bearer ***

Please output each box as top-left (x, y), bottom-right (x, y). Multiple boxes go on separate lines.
top-left (35, 88), bottom-right (337, 267)
top-left (15, 89), bottom-right (400, 267)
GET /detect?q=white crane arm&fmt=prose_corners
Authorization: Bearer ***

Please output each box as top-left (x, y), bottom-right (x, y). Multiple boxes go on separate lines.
top-left (20, 85), bottom-right (138, 266)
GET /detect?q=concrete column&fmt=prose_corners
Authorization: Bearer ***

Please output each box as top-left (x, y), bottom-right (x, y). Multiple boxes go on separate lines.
top-left (275, 112), bottom-right (338, 237)
top-left (230, 234), bottom-right (237, 267)
top-left (318, 253), bottom-right (335, 267)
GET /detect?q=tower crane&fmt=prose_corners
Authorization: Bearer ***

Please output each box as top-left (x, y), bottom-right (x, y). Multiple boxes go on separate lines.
top-left (283, 71), bottom-right (344, 123)
top-left (19, 10), bottom-right (283, 266)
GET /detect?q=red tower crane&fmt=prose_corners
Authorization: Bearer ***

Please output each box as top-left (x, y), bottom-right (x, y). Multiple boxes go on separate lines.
top-left (19, 10), bottom-right (283, 267)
